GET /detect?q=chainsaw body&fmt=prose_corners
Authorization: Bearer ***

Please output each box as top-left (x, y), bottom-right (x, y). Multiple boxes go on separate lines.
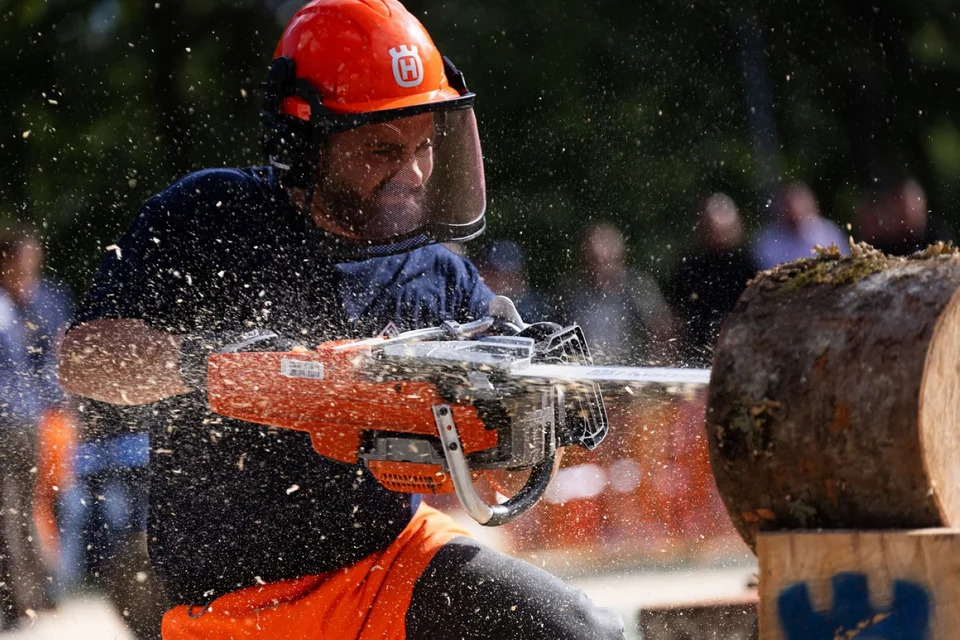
top-left (207, 320), bottom-right (608, 526)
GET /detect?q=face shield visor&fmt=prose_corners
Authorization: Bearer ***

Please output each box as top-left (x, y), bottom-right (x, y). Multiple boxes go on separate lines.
top-left (311, 104), bottom-right (485, 255)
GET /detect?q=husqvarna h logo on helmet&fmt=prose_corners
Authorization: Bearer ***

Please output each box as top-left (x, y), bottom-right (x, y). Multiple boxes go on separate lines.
top-left (389, 45), bottom-right (424, 88)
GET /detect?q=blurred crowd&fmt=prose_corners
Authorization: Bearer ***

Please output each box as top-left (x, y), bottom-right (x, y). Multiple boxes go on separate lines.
top-left (470, 177), bottom-right (955, 561)
top-left (0, 226), bottom-right (166, 637)
top-left (0, 177), bottom-right (950, 636)
top-left (476, 177), bottom-right (953, 368)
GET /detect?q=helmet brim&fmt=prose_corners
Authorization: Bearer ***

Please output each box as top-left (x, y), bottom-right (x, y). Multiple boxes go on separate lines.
top-left (281, 86), bottom-right (462, 121)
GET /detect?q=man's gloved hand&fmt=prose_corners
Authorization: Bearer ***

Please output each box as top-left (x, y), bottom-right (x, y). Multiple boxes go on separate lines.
top-left (178, 329), bottom-right (289, 391)
top-left (487, 296), bottom-right (566, 341)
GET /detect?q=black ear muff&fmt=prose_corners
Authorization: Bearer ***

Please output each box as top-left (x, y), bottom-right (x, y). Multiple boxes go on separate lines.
top-left (260, 57), bottom-right (317, 190)
top-left (442, 55), bottom-right (469, 95)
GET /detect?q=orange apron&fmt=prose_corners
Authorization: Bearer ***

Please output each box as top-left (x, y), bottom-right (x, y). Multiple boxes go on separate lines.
top-left (162, 504), bottom-right (471, 639)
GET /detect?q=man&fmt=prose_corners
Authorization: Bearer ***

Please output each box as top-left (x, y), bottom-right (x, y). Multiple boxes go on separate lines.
top-left (0, 226), bottom-right (71, 628)
top-left (752, 181), bottom-right (848, 270)
top-left (478, 239), bottom-right (557, 321)
top-left (854, 179), bottom-right (953, 256)
top-left (666, 193), bottom-right (757, 367)
top-left (58, 1), bottom-right (624, 638)
top-left (561, 223), bottom-right (676, 366)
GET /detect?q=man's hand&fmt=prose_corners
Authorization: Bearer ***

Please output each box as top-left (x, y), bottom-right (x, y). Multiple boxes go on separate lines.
top-left (59, 319), bottom-right (190, 405)
top-left (517, 321), bottom-right (563, 342)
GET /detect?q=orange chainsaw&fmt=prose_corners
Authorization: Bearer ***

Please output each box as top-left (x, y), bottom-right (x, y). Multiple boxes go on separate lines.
top-left (206, 297), bottom-right (710, 525)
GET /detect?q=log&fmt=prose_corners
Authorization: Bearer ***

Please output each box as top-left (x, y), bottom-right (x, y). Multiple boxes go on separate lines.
top-left (706, 243), bottom-right (960, 548)
top-left (639, 597), bottom-right (758, 640)
top-left (758, 529), bottom-right (960, 639)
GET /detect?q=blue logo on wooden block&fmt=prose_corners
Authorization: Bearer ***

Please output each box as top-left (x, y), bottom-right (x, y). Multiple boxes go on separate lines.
top-left (777, 572), bottom-right (931, 639)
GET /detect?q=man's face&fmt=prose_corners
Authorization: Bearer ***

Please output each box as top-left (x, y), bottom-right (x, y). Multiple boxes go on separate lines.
top-left (0, 240), bottom-right (42, 305)
top-left (781, 187), bottom-right (818, 230)
top-left (699, 197), bottom-right (743, 250)
top-left (312, 112), bottom-right (436, 240)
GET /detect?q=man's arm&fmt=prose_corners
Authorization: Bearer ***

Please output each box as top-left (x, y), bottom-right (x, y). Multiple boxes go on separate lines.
top-left (58, 318), bottom-right (191, 406)
top-left (61, 174), bottom-right (242, 406)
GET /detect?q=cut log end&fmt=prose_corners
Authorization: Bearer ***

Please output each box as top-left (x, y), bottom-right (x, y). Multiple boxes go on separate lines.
top-left (920, 284), bottom-right (960, 528)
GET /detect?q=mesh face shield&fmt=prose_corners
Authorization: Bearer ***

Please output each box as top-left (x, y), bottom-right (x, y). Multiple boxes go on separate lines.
top-left (310, 106), bottom-right (485, 255)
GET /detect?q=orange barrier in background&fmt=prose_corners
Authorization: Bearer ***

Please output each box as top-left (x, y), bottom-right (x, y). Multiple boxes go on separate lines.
top-left (34, 407), bottom-right (78, 562)
top-left (499, 391), bottom-right (745, 565)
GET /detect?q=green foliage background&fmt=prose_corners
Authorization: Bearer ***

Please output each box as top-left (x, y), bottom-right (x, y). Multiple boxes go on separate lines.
top-left (3, 0), bottom-right (960, 292)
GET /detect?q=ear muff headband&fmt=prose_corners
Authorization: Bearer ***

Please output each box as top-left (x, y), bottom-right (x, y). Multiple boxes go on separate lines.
top-left (260, 58), bottom-right (322, 189)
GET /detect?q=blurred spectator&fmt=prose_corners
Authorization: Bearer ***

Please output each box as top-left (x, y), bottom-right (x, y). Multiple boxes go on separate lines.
top-left (667, 193), bottom-right (757, 367)
top-left (58, 401), bottom-right (166, 639)
top-left (854, 179), bottom-right (953, 255)
top-left (560, 223), bottom-right (676, 365)
top-left (752, 182), bottom-right (848, 269)
top-left (0, 225), bottom-right (72, 628)
top-left (477, 240), bottom-right (557, 322)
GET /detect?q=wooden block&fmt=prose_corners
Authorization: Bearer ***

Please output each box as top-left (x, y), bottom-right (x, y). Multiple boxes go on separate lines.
top-left (639, 595), bottom-right (758, 640)
top-left (759, 529), bottom-right (960, 639)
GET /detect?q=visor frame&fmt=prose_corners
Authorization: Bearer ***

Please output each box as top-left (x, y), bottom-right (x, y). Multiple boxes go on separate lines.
top-left (293, 78), bottom-right (477, 142)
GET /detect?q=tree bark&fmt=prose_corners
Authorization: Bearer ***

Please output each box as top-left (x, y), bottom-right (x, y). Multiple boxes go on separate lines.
top-left (706, 244), bottom-right (960, 548)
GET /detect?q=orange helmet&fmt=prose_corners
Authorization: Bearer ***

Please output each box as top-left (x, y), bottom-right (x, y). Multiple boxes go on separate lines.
top-left (262, 0), bottom-right (485, 257)
top-left (274, 0), bottom-right (462, 118)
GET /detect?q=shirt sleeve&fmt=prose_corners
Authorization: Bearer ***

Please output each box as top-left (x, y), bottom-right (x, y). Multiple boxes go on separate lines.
top-left (626, 269), bottom-right (673, 331)
top-left (34, 281), bottom-right (75, 408)
top-left (0, 297), bottom-right (41, 425)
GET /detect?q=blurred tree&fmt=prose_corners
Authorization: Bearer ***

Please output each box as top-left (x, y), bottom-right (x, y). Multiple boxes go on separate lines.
top-left (1, 0), bottom-right (959, 295)
top-left (0, 0), bottom-right (276, 291)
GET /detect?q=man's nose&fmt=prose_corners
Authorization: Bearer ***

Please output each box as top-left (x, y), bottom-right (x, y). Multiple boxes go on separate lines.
top-left (394, 157), bottom-right (425, 188)
top-left (394, 149), bottom-right (432, 188)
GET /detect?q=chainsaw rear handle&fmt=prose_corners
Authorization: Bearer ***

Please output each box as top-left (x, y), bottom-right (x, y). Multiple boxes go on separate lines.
top-left (433, 404), bottom-right (555, 526)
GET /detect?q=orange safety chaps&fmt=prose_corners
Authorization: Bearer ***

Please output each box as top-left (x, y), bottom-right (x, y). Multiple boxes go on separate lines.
top-left (161, 504), bottom-right (470, 640)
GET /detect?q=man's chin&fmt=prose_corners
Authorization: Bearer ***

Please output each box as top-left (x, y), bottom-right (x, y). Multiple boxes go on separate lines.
top-left (374, 195), bottom-right (421, 212)
top-left (365, 200), bottom-right (424, 233)
top-left (314, 191), bottom-right (425, 240)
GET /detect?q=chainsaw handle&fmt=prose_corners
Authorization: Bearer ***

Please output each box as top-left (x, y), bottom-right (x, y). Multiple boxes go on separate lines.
top-left (433, 404), bottom-right (555, 527)
top-left (482, 454), bottom-right (555, 527)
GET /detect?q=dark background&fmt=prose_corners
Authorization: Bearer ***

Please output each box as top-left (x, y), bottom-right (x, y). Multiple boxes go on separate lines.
top-left (3, 0), bottom-right (959, 292)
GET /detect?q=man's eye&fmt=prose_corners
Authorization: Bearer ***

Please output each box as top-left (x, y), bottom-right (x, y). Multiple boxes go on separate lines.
top-left (371, 148), bottom-right (401, 161)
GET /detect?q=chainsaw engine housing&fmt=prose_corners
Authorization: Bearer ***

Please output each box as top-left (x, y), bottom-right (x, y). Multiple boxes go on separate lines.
top-left (207, 324), bottom-right (608, 525)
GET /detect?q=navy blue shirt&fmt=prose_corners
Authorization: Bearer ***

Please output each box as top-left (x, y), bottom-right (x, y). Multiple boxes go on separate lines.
top-left (73, 167), bottom-right (493, 604)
